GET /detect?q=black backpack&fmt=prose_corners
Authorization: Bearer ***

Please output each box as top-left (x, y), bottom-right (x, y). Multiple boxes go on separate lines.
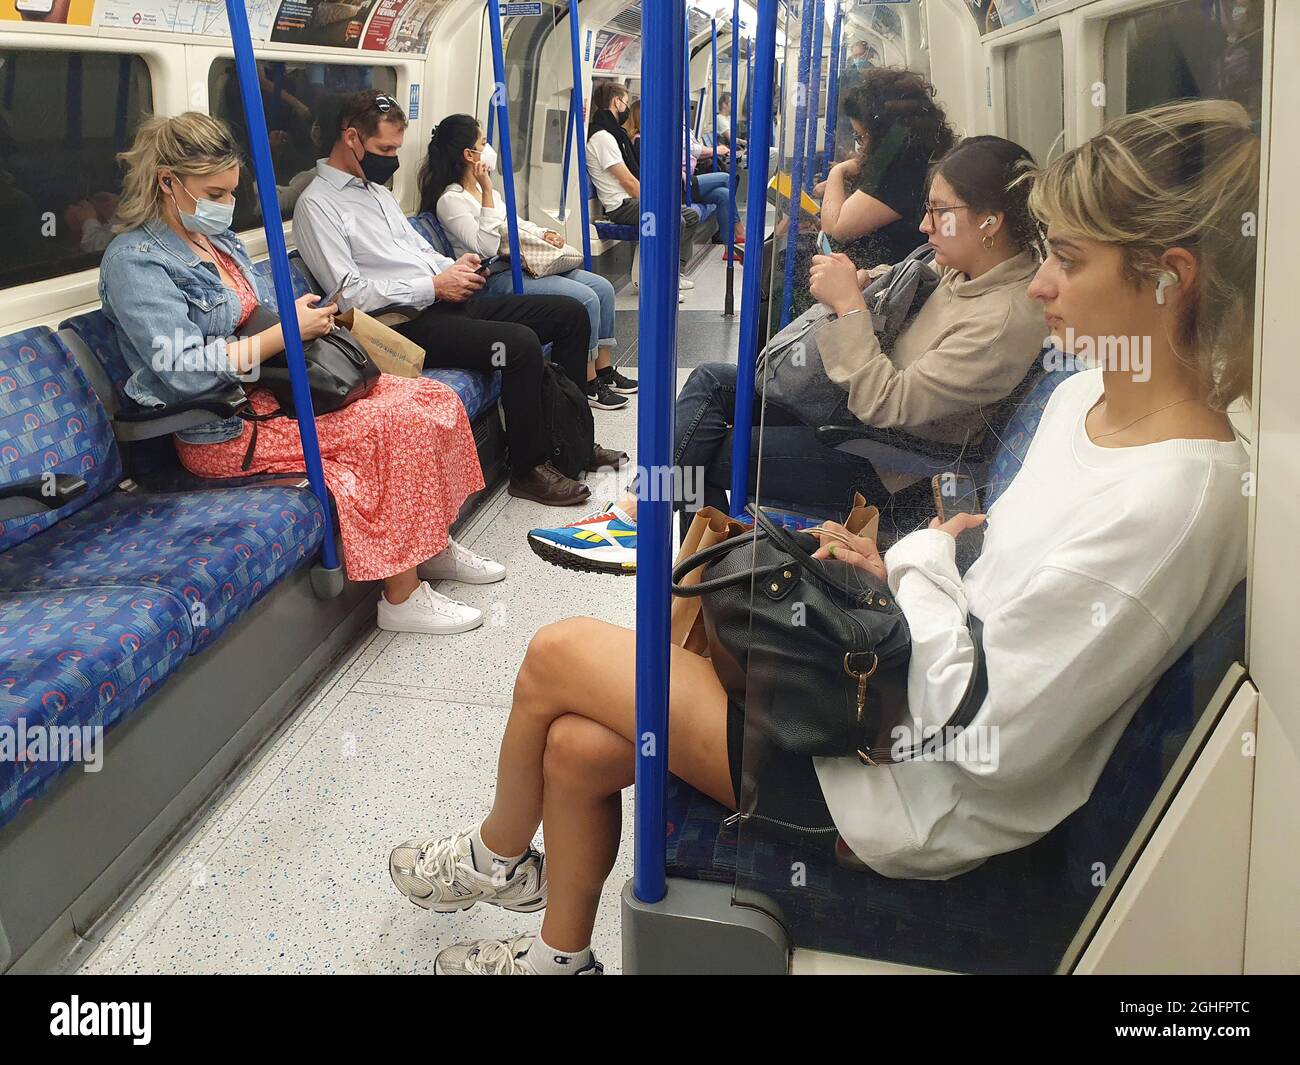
top-left (539, 362), bottom-right (595, 480)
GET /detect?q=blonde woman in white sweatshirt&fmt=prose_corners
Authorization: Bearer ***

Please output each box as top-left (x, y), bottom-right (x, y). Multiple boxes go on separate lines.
top-left (389, 100), bottom-right (1258, 975)
top-left (419, 113), bottom-right (636, 411)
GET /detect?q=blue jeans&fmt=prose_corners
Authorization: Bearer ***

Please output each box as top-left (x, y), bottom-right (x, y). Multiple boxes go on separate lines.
top-left (480, 267), bottom-right (616, 357)
top-left (692, 171), bottom-right (738, 237)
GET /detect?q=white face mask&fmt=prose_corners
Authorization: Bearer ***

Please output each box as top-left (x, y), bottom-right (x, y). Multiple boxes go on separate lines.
top-left (477, 142), bottom-right (498, 173)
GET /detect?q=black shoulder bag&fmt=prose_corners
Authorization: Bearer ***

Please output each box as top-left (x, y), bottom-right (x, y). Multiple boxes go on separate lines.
top-left (234, 305), bottom-right (381, 470)
top-left (671, 505), bottom-right (988, 765)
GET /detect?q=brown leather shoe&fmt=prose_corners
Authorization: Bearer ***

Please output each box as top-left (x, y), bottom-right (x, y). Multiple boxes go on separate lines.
top-left (590, 444), bottom-right (629, 472)
top-left (508, 462), bottom-right (591, 506)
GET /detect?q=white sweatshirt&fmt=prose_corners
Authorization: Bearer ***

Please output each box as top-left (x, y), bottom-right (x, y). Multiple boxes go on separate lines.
top-left (814, 369), bottom-right (1249, 879)
top-left (435, 183), bottom-right (546, 261)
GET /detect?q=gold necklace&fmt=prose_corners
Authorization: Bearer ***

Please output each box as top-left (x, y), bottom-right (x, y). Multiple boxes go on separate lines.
top-left (1089, 397), bottom-right (1199, 441)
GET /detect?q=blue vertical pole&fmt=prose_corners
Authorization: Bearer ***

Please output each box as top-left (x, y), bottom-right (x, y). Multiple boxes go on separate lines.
top-left (710, 18), bottom-right (719, 154)
top-left (682, 18), bottom-right (692, 207)
top-left (567, 0), bottom-right (594, 271)
top-left (633, 0), bottom-right (685, 906)
top-left (727, 0), bottom-right (778, 516)
top-left (559, 96), bottom-right (574, 221)
top-left (224, 0), bottom-right (339, 574)
top-left (804, 0), bottom-right (825, 192)
top-left (822, 0), bottom-right (844, 181)
top-left (778, 0), bottom-right (815, 328)
top-left (723, 0), bottom-right (740, 317)
top-left (487, 0), bottom-right (526, 295)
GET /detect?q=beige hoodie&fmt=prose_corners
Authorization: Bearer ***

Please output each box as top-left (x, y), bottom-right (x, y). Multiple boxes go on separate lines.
top-left (814, 250), bottom-right (1046, 446)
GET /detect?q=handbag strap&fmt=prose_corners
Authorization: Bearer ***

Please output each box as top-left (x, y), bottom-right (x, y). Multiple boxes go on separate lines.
top-left (857, 614), bottom-right (989, 766)
top-left (670, 528), bottom-right (797, 596)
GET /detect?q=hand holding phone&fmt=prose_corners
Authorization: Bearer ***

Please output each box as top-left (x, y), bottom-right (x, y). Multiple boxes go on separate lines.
top-left (932, 472), bottom-right (982, 524)
top-left (319, 279), bottom-right (345, 310)
top-left (817, 231), bottom-right (834, 257)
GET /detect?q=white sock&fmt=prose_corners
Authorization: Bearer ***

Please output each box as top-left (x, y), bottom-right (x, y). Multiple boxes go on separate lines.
top-left (525, 934), bottom-right (592, 975)
top-left (610, 502), bottom-right (635, 527)
top-left (469, 823), bottom-right (526, 878)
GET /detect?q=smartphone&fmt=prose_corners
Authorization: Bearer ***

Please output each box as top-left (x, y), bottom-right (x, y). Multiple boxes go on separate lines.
top-left (319, 279), bottom-right (345, 308)
top-left (15, 0), bottom-right (56, 12)
top-left (932, 472), bottom-right (981, 523)
top-left (476, 255), bottom-right (502, 277)
top-left (817, 231), bottom-right (834, 257)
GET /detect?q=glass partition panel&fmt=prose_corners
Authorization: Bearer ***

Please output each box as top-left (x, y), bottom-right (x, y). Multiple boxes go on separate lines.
top-left (731, 1), bottom-right (1260, 973)
top-left (1004, 33), bottom-right (1064, 165)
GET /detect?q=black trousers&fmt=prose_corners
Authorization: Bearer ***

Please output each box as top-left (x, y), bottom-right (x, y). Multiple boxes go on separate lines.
top-left (395, 293), bottom-right (589, 473)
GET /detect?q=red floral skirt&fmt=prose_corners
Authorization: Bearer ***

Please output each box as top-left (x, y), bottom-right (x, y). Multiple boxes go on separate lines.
top-left (176, 375), bottom-right (484, 582)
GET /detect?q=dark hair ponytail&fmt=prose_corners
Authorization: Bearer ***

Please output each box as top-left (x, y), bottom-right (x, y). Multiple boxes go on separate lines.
top-left (931, 135), bottom-right (1041, 256)
top-left (418, 113), bottom-right (480, 215)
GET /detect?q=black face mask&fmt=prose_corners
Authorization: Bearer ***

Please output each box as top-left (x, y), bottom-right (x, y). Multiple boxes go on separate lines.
top-left (352, 138), bottom-right (400, 185)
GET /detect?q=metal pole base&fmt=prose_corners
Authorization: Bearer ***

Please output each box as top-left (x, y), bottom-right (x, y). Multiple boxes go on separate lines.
top-left (620, 877), bottom-right (789, 974)
top-left (310, 564), bottom-right (346, 600)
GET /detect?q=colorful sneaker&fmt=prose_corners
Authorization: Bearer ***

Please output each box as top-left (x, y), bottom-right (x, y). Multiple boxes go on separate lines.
top-left (434, 933), bottom-right (604, 976)
top-left (526, 504), bottom-right (637, 576)
top-left (388, 828), bottom-right (547, 913)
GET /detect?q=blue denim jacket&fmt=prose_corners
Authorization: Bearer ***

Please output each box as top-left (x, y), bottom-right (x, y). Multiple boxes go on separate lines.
top-left (98, 220), bottom-right (270, 444)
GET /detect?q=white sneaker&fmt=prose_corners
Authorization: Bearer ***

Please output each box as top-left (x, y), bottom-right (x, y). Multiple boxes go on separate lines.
top-left (434, 933), bottom-right (604, 976)
top-left (417, 538), bottom-right (506, 585)
top-left (678, 275), bottom-right (696, 290)
top-left (376, 582), bottom-right (482, 634)
top-left (388, 827), bottom-right (547, 913)
top-left (634, 278), bottom-right (687, 302)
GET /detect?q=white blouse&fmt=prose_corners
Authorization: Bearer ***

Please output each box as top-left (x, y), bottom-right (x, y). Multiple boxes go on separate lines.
top-left (435, 182), bottom-right (546, 261)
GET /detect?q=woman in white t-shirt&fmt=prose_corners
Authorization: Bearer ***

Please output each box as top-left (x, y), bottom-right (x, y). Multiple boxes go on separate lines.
top-left (388, 100), bottom-right (1258, 976)
top-left (420, 114), bottom-right (636, 409)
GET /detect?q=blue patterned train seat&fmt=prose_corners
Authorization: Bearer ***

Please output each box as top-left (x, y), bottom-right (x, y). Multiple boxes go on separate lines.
top-left (0, 486), bottom-right (324, 655)
top-left (0, 588), bottom-right (193, 828)
top-left (422, 367), bottom-right (501, 423)
top-left (251, 253), bottom-right (322, 299)
top-left (59, 309), bottom-right (136, 410)
top-left (409, 212), bottom-right (453, 257)
top-left (1, 323), bottom-right (327, 832)
top-left (0, 328), bottom-right (122, 553)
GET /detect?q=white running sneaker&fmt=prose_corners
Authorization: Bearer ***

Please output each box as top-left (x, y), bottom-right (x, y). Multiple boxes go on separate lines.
top-left (434, 933), bottom-right (604, 976)
top-left (388, 828), bottom-right (547, 913)
top-left (678, 275), bottom-right (696, 290)
top-left (376, 582), bottom-right (482, 635)
top-left (417, 538), bottom-right (506, 585)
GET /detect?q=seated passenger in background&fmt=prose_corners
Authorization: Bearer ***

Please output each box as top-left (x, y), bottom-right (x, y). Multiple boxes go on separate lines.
top-left (587, 82), bottom-right (697, 295)
top-left (294, 90), bottom-right (625, 508)
top-left (420, 113), bottom-right (637, 412)
top-left (99, 113), bottom-right (503, 636)
top-left (529, 135), bottom-right (1046, 573)
top-left (686, 127), bottom-right (746, 260)
top-left (814, 69), bottom-right (958, 279)
top-left (388, 99), bottom-right (1256, 974)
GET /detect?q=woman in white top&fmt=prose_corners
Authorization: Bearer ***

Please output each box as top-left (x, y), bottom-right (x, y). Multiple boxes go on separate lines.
top-left (419, 114), bottom-right (636, 410)
top-left (389, 100), bottom-right (1257, 975)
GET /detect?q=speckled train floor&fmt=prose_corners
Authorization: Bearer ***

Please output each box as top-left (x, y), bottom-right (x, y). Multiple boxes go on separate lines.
top-left (75, 254), bottom-right (744, 975)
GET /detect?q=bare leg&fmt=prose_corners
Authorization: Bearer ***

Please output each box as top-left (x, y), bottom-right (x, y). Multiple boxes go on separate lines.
top-left (382, 568), bottom-right (420, 604)
top-left (594, 346), bottom-right (615, 372)
top-left (477, 618), bottom-right (734, 947)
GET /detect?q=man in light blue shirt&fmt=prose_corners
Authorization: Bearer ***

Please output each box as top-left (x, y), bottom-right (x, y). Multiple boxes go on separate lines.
top-left (294, 91), bottom-right (624, 506)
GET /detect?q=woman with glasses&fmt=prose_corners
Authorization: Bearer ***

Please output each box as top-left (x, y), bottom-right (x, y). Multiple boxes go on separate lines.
top-left (526, 135), bottom-right (1048, 572)
top-left (817, 69), bottom-right (958, 273)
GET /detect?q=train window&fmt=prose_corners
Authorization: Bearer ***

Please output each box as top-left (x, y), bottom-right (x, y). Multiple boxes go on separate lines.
top-left (1003, 34), bottom-right (1064, 167)
top-left (1103, 0), bottom-right (1264, 123)
top-left (0, 48), bottom-right (151, 291)
top-left (207, 58), bottom-right (398, 232)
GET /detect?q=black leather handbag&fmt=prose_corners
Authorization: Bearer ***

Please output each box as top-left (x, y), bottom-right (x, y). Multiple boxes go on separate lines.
top-left (671, 505), bottom-right (987, 764)
top-left (238, 305), bottom-right (379, 418)
top-left (234, 305), bottom-right (380, 469)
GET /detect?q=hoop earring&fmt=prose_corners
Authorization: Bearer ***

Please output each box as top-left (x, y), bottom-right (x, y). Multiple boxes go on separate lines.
top-left (981, 234), bottom-right (995, 249)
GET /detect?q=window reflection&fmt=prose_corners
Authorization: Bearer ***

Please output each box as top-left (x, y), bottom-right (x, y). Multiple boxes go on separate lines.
top-left (207, 59), bottom-right (397, 232)
top-left (0, 49), bottom-right (151, 290)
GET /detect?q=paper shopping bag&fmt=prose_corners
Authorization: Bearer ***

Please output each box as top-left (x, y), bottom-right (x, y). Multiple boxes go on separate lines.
top-left (335, 308), bottom-right (426, 378)
top-left (671, 507), bottom-right (751, 657)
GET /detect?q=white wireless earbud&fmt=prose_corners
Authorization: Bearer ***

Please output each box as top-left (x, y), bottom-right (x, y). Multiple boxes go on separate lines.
top-left (1155, 271), bottom-right (1179, 306)
top-left (979, 216), bottom-right (996, 230)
